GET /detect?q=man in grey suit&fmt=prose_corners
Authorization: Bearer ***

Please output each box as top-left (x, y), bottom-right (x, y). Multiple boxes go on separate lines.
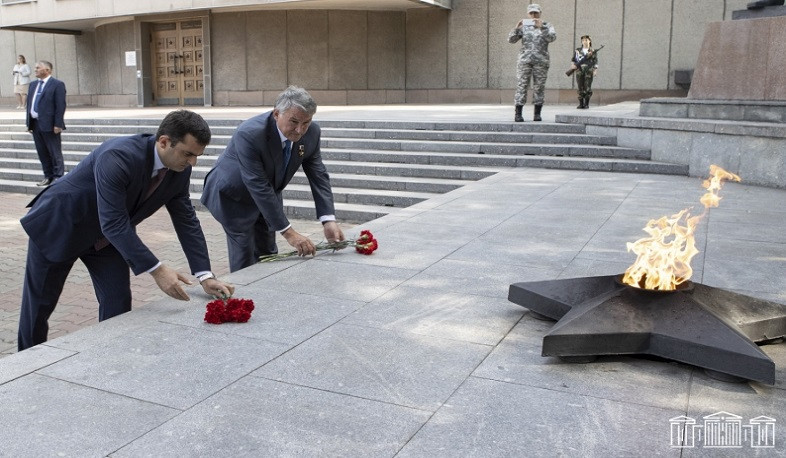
top-left (201, 86), bottom-right (344, 272)
top-left (18, 110), bottom-right (235, 351)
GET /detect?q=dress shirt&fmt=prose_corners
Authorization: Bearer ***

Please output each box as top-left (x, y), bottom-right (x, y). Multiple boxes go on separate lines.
top-left (275, 128), bottom-right (335, 235)
top-left (144, 145), bottom-right (213, 279)
top-left (29, 76), bottom-right (51, 119)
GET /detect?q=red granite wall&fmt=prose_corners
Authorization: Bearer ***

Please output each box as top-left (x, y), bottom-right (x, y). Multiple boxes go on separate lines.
top-left (689, 16), bottom-right (786, 101)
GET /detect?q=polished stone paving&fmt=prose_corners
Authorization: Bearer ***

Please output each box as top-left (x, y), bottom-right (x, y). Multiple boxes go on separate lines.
top-left (1, 166), bottom-right (784, 456)
top-left (0, 103), bottom-right (784, 456)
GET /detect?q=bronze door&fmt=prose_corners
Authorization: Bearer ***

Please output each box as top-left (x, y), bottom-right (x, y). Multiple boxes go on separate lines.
top-left (151, 20), bottom-right (204, 106)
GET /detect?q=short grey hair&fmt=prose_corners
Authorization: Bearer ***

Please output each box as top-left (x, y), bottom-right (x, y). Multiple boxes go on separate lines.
top-left (36, 60), bottom-right (53, 71)
top-left (274, 86), bottom-right (317, 116)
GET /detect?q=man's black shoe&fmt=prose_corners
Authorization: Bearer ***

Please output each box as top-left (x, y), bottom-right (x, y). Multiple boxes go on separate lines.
top-left (36, 178), bottom-right (52, 187)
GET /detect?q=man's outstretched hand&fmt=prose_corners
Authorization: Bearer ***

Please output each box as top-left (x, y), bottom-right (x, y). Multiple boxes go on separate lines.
top-left (282, 227), bottom-right (317, 256)
top-left (201, 278), bottom-right (235, 299)
top-left (150, 264), bottom-right (193, 300)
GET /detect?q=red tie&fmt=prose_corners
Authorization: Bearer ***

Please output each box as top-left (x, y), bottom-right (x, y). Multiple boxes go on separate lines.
top-left (94, 168), bottom-right (168, 251)
top-left (144, 168), bottom-right (168, 200)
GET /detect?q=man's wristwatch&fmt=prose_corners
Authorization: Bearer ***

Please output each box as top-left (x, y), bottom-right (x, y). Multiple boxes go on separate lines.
top-left (197, 272), bottom-right (216, 283)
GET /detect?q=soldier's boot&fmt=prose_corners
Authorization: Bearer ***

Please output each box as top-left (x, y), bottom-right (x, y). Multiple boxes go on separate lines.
top-left (533, 104), bottom-right (543, 121)
top-left (584, 94), bottom-right (592, 109)
top-left (577, 97), bottom-right (585, 109)
top-left (514, 105), bottom-right (524, 122)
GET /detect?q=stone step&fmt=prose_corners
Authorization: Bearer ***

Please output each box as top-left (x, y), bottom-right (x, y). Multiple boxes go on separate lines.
top-left (0, 147), bottom-right (651, 175)
top-left (0, 162), bottom-right (440, 200)
top-left (0, 127), bottom-right (612, 147)
top-left (4, 124), bottom-right (241, 136)
top-left (0, 116), bottom-right (684, 223)
top-left (189, 180), bottom-right (436, 208)
top-left (639, 97), bottom-right (786, 123)
top-left (278, 184), bottom-right (435, 208)
top-left (0, 117), bottom-right (588, 132)
top-left (314, 161), bottom-right (502, 180)
top-left (321, 127), bottom-right (616, 145)
top-left (321, 147), bottom-right (650, 163)
top-left (0, 141), bottom-right (228, 159)
top-left (320, 137), bottom-right (639, 156)
top-left (0, 175), bottom-right (391, 223)
top-left (0, 177), bottom-right (41, 196)
top-left (0, 148), bottom-right (678, 179)
top-left (0, 138), bottom-right (647, 162)
top-left (288, 172), bottom-right (467, 193)
top-left (189, 194), bottom-right (397, 223)
top-left (0, 173), bottom-right (427, 220)
top-left (191, 171), bottom-right (467, 194)
top-left (10, 129), bottom-right (612, 146)
top-left (0, 119), bottom-right (587, 134)
top-left (0, 150), bottom-right (502, 182)
top-left (316, 120), bottom-right (588, 134)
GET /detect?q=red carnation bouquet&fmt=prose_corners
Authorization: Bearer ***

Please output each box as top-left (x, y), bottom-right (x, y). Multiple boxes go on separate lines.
top-left (257, 229), bottom-right (379, 262)
top-left (204, 298), bottom-right (255, 324)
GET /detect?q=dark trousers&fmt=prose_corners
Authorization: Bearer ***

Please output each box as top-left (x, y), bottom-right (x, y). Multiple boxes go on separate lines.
top-left (223, 213), bottom-right (278, 272)
top-left (31, 120), bottom-right (65, 179)
top-left (18, 239), bottom-right (132, 351)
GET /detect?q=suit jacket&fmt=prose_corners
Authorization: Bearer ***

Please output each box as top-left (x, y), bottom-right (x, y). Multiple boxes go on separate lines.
top-left (200, 111), bottom-right (335, 232)
top-left (21, 134), bottom-right (211, 275)
top-left (26, 77), bottom-right (67, 132)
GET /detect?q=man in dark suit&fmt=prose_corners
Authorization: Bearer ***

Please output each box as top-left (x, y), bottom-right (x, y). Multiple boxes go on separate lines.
top-left (26, 60), bottom-right (66, 187)
top-left (18, 110), bottom-right (235, 351)
top-left (201, 86), bottom-right (344, 272)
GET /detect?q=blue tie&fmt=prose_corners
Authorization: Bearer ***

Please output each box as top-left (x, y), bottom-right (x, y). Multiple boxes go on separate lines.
top-left (33, 81), bottom-right (44, 112)
top-left (282, 140), bottom-right (292, 175)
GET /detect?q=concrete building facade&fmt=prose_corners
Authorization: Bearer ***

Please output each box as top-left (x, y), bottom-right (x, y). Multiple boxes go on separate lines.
top-left (0, 0), bottom-right (751, 107)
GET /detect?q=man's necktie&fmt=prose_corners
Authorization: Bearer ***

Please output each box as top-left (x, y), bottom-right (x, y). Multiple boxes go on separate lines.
top-left (282, 140), bottom-right (292, 175)
top-left (94, 168), bottom-right (168, 251)
top-left (33, 81), bottom-right (44, 112)
top-left (144, 167), bottom-right (168, 200)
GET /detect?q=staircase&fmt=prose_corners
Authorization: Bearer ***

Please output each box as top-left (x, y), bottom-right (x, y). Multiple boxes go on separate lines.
top-left (0, 118), bottom-right (687, 223)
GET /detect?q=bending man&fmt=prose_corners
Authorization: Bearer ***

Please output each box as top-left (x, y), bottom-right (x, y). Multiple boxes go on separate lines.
top-left (18, 110), bottom-right (234, 351)
top-left (201, 86), bottom-right (344, 272)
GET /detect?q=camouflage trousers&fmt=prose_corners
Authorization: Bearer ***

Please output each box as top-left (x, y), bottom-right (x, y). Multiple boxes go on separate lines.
top-left (576, 70), bottom-right (594, 98)
top-left (514, 61), bottom-right (549, 105)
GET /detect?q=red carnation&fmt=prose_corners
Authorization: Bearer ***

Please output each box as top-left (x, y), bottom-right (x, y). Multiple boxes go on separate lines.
top-left (355, 239), bottom-right (379, 255)
top-left (357, 230), bottom-right (375, 243)
top-left (204, 300), bottom-right (226, 324)
top-left (224, 298), bottom-right (255, 323)
top-left (204, 298), bottom-right (255, 324)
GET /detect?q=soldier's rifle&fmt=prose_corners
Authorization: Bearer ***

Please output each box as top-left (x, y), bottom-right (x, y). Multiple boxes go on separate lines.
top-left (566, 45), bottom-right (604, 76)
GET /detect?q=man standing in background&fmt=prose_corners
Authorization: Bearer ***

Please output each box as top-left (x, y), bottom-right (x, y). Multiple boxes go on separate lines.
top-left (26, 60), bottom-right (66, 186)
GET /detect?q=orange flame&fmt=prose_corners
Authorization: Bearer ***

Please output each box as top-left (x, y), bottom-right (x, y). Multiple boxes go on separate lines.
top-left (622, 165), bottom-right (741, 291)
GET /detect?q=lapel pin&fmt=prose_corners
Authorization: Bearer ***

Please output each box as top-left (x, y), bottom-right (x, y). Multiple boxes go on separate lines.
top-left (298, 145), bottom-right (305, 157)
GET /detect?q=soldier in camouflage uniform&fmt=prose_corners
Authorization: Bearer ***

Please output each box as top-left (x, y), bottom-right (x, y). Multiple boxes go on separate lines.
top-left (571, 35), bottom-right (598, 109)
top-left (508, 3), bottom-right (557, 122)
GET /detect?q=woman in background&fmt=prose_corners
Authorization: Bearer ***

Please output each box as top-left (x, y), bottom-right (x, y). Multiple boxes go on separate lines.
top-left (12, 55), bottom-right (31, 109)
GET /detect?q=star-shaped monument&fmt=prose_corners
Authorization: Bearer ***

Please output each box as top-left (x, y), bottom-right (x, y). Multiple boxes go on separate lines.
top-left (508, 275), bottom-right (786, 385)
